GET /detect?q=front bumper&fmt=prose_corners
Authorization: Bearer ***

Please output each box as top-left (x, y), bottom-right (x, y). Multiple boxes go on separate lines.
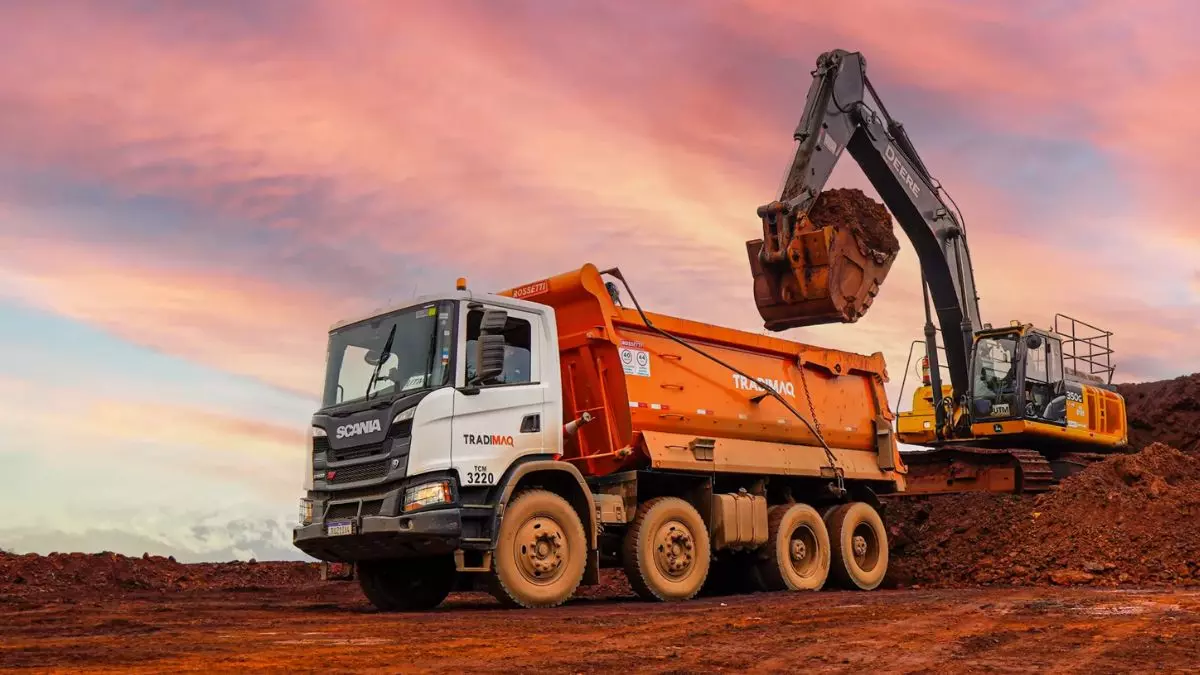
top-left (293, 507), bottom-right (462, 561)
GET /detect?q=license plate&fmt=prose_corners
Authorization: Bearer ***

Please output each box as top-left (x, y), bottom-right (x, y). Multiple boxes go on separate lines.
top-left (326, 519), bottom-right (354, 536)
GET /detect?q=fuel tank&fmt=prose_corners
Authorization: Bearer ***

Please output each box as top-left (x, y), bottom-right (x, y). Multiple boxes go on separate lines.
top-left (500, 264), bottom-right (905, 490)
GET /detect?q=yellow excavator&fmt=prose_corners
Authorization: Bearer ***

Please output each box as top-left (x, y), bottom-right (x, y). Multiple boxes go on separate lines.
top-left (746, 49), bottom-right (1129, 495)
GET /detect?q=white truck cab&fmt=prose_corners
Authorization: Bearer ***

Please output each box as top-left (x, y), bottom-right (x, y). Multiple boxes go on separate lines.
top-left (293, 284), bottom-right (597, 610)
top-left (296, 285), bottom-right (564, 516)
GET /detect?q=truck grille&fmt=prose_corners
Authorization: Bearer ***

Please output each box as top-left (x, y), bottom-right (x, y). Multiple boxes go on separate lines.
top-left (329, 441), bottom-right (386, 463)
top-left (324, 499), bottom-right (384, 520)
top-left (327, 459), bottom-right (390, 485)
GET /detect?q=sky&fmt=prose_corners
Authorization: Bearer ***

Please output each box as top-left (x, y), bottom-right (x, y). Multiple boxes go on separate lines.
top-left (2, 1), bottom-right (1198, 560)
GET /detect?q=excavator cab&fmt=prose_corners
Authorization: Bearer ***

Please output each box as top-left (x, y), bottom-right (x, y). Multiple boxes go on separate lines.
top-left (968, 326), bottom-right (1067, 430)
top-left (898, 319), bottom-right (1127, 453)
top-left (896, 326), bottom-right (1066, 445)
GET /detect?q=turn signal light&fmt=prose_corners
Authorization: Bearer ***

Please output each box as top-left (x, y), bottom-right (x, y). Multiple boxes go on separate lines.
top-left (403, 480), bottom-right (453, 512)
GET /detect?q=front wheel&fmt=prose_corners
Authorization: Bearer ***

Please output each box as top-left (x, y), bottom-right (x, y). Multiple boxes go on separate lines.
top-left (358, 556), bottom-right (455, 611)
top-left (824, 502), bottom-right (888, 590)
top-left (488, 489), bottom-right (587, 608)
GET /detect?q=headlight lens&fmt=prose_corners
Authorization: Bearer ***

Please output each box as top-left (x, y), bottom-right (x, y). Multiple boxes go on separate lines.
top-left (393, 408), bottom-right (416, 425)
top-left (403, 480), bottom-right (452, 512)
top-left (312, 426), bottom-right (328, 438)
top-left (299, 499), bottom-right (314, 525)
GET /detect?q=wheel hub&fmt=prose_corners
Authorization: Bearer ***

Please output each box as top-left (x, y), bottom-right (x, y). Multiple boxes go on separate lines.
top-left (853, 534), bottom-right (868, 558)
top-left (654, 521), bottom-right (695, 578)
top-left (790, 539), bottom-right (808, 562)
top-left (516, 516), bottom-right (566, 583)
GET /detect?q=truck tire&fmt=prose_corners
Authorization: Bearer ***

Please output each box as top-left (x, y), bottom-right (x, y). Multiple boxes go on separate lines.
top-left (824, 502), bottom-right (888, 590)
top-left (622, 497), bottom-right (711, 602)
top-left (358, 556), bottom-right (455, 611)
top-left (755, 503), bottom-right (830, 591)
top-left (488, 489), bottom-right (587, 609)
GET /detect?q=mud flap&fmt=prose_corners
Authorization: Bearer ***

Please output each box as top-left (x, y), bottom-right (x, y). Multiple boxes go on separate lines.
top-left (582, 549), bottom-right (601, 586)
top-left (875, 415), bottom-right (896, 471)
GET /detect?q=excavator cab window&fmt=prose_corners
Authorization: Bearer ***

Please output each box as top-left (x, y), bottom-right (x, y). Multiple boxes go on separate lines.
top-left (1017, 329), bottom-right (1065, 420)
top-left (1024, 334), bottom-right (1067, 424)
top-left (971, 335), bottom-right (1019, 419)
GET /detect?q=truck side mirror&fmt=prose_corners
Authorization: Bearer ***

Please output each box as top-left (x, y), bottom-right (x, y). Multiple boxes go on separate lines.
top-left (471, 308), bottom-right (508, 385)
top-left (1025, 333), bottom-right (1043, 350)
top-left (474, 334), bottom-right (506, 384)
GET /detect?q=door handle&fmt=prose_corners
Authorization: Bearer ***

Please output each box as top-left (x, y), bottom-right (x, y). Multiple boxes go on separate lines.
top-left (520, 414), bottom-right (541, 434)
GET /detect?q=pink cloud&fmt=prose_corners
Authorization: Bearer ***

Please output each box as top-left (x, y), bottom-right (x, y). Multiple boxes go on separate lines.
top-left (0, 0), bottom-right (1195, 398)
top-left (0, 227), bottom-right (351, 395)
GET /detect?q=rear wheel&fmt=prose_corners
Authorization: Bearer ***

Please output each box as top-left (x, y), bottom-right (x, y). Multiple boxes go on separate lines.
top-left (488, 489), bottom-right (587, 608)
top-left (623, 497), bottom-right (710, 602)
top-left (358, 556), bottom-right (455, 611)
top-left (756, 504), bottom-right (830, 591)
top-left (824, 502), bottom-right (888, 590)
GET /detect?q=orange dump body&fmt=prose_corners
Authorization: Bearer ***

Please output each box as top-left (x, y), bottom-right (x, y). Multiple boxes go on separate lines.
top-left (500, 264), bottom-right (906, 493)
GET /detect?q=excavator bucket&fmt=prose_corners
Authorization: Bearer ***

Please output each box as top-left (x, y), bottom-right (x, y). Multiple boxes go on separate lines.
top-left (748, 191), bottom-right (899, 331)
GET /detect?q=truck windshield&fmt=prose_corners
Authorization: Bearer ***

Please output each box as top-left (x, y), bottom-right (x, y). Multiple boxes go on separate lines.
top-left (321, 301), bottom-right (455, 408)
top-left (973, 335), bottom-right (1018, 417)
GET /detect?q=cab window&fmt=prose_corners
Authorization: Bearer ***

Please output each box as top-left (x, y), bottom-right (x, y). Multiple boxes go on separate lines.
top-left (465, 310), bottom-right (533, 385)
top-left (1025, 339), bottom-right (1048, 383)
top-left (1047, 337), bottom-right (1064, 384)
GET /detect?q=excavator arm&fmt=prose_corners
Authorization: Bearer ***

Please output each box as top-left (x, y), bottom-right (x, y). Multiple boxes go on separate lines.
top-left (748, 49), bottom-right (981, 399)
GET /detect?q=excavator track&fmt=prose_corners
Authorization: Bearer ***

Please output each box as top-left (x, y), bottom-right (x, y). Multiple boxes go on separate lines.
top-left (898, 446), bottom-right (1056, 496)
top-left (1048, 452), bottom-right (1114, 481)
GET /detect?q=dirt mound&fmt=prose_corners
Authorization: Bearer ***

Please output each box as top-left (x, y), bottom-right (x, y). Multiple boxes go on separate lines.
top-left (809, 188), bottom-right (900, 256)
top-left (885, 443), bottom-right (1200, 588)
top-left (1117, 374), bottom-right (1200, 453)
top-left (0, 551), bottom-right (320, 600)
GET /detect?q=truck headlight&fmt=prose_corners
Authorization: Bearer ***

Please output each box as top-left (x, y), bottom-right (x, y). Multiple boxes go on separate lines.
top-left (403, 480), bottom-right (452, 512)
top-left (393, 408), bottom-right (416, 425)
top-left (299, 499), bottom-right (314, 525)
top-left (312, 426), bottom-right (327, 438)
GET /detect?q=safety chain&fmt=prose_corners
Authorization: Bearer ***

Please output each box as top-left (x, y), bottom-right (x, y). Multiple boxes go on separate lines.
top-left (799, 357), bottom-right (846, 495)
top-left (798, 361), bottom-right (823, 438)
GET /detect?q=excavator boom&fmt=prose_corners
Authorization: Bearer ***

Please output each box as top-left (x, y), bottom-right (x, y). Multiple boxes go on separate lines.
top-left (748, 49), bottom-right (981, 399)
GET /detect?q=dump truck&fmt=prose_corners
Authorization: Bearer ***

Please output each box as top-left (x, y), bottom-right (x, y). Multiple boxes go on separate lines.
top-left (293, 263), bottom-right (905, 610)
top-left (744, 48), bottom-right (1129, 494)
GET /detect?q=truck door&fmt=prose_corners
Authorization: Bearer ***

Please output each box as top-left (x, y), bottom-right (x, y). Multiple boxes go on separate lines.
top-left (451, 305), bottom-right (547, 489)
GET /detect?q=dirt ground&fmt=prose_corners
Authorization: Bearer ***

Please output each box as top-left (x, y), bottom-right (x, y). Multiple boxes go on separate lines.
top-left (4, 581), bottom-right (1200, 674)
top-left (5, 376), bottom-right (1198, 672)
top-left (1118, 373), bottom-right (1200, 454)
top-left (884, 443), bottom-right (1200, 589)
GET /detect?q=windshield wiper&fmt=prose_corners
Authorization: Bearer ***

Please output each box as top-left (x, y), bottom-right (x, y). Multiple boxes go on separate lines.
top-left (365, 323), bottom-right (398, 400)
